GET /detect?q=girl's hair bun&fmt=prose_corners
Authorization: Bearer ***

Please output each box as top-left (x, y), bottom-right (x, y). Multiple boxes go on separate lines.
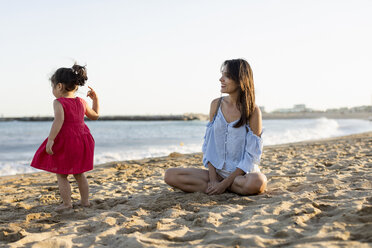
top-left (50, 63), bottom-right (88, 91)
top-left (72, 64), bottom-right (88, 86)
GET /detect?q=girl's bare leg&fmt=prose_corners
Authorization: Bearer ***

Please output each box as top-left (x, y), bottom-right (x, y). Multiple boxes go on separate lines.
top-left (73, 173), bottom-right (90, 207)
top-left (229, 172), bottom-right (267, 195)
top-left (56, 174), bottom-right (73, 211)
top-left (164, 168), bottom-right (210, 193)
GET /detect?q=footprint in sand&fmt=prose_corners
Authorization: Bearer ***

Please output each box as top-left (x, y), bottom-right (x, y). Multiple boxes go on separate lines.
top-left (0, 227), bottom-right (25, 243)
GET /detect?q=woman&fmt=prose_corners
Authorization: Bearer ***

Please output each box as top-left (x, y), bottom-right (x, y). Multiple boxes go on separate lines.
top-left (164, 59), bottom-right (267, 195)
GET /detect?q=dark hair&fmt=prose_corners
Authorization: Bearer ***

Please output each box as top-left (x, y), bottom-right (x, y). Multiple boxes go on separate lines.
top-left (50, 64), bottom-right (88, 91)
top-left (221, 59), bottom-right (255, 128)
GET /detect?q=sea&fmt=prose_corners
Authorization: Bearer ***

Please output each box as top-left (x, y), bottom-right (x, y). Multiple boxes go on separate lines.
top-left (0, 118), bottom-right (371, 177)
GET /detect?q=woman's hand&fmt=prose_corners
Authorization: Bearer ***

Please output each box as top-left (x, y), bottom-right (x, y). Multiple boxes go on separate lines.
top-left (46, 139), bottom-right (54, 155)
top-left (206, 180), bottom-right (219, 193)
top-left (206, 180), bottom-right (229, 195)
top-left (87, 86), bottom-right (98, 101)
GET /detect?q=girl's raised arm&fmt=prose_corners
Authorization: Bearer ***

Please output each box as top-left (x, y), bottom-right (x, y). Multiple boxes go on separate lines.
top-left (85, 86), bottom-right (99, 120)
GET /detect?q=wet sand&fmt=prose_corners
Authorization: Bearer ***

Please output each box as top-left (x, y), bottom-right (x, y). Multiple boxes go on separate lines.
top-left (1, 132), bottom-right (371, 247)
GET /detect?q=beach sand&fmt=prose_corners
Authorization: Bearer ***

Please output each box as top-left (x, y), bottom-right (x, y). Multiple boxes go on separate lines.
top-left (1, 132), bottom-right (371, 247)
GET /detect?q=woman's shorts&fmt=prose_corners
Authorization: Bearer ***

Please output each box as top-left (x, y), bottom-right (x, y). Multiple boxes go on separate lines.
top-left (216, 164), bottom-right (261, 179)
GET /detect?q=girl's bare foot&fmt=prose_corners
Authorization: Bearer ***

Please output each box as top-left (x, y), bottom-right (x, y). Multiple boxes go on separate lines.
top-left (80, 201), bottom-right (90, 207)
top-left (55, 203), bottom-right (73, 212)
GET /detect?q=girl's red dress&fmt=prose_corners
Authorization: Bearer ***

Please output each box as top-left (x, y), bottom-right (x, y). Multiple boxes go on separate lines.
top-left (31, 97), bottom-right (94, 174)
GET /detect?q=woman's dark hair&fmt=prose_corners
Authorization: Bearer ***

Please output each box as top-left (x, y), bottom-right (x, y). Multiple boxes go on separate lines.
top-left (50, 64), bottom-right (88, 91)
top-left (221, 59), bottom-right (255, 128)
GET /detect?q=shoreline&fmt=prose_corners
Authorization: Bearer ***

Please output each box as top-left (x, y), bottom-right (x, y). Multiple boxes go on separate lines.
top-left (1, 132), bottom-right (371, 247)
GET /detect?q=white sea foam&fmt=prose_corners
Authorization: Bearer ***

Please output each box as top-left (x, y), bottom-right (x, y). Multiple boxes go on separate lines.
top-left (263, 118), bottom-right (342, 145)
top-left (93, 143), bottom-right (203, 165)
top-left (0, 160), bottom-right (40, 176)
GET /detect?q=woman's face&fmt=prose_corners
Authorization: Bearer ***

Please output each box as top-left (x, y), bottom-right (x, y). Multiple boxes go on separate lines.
top-left (219, 67), bottom-right (239, 94)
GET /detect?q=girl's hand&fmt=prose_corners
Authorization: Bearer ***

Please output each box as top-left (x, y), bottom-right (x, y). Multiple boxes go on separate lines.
top-left (87, 86), bottom-right (98, 100)
top-left (46, 139), bottom-right (54, 155)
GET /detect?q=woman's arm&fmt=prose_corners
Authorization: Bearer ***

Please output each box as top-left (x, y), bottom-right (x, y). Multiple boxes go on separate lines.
top-left (85, 86), bottom-right (99, 120)
top-left (46, 100), bottom-right (64, 155)
top-left (205, 99), bottom-right (221, 182)
top-left (206, 162), bottom-right (221, 194)
top-left (222, 168), bottom-right (245, 188)
top-left (209, 98), bottom-right (221, 121)
top-left (208, 162), bottom-right (218, 182)
top-left (205, 98), bottom-right (221, 181)
top-left (249, 105), bottom-right (262, 137)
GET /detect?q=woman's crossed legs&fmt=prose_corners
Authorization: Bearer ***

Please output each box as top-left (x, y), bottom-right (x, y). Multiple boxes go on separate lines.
top-left (164, 168), bottom-right (267, 195)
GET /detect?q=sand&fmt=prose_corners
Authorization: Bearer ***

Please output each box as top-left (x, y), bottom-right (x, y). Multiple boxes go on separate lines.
top-left (1, 132), bottom-right (371, 247)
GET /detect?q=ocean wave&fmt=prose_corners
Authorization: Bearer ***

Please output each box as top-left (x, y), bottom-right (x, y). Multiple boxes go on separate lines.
top-left (263, 118), bottom-right (341, 145)
top-left (94, 143), bottom-right (202, 164)
top-left (0, 160), bottom-right (40, 176)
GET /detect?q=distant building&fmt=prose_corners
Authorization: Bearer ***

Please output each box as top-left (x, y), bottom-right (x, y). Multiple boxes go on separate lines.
top-left (326, 105), bottom-right (372, 113)
top-left (350, 105), bottom-right (372, 112)
top-left (293, 104), bottom-right (307, 112)
top-left (272, 104), bottom-right (311, 113)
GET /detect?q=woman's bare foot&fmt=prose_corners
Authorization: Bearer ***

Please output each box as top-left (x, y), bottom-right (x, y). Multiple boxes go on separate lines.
top-left (55, 203), bottom-right (73, 212)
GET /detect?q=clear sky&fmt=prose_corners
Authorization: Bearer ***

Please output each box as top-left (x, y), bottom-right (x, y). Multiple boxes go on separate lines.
top-left (0, 0), bottom-right (371, 117)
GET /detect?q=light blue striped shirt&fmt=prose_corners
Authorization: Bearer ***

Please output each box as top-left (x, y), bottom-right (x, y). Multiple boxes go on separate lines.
top-left (202, 106), bottom-right (263, 174)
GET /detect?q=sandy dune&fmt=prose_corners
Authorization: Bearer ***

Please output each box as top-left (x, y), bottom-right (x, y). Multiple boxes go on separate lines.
top-left (1, 132), bottom-right (371, 247)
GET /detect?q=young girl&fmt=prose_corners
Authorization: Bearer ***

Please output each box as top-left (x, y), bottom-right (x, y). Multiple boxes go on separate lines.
top-left (31, 64), bottom-right (99, 211)
top-left (164, 59), bottom-right (267, 195)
